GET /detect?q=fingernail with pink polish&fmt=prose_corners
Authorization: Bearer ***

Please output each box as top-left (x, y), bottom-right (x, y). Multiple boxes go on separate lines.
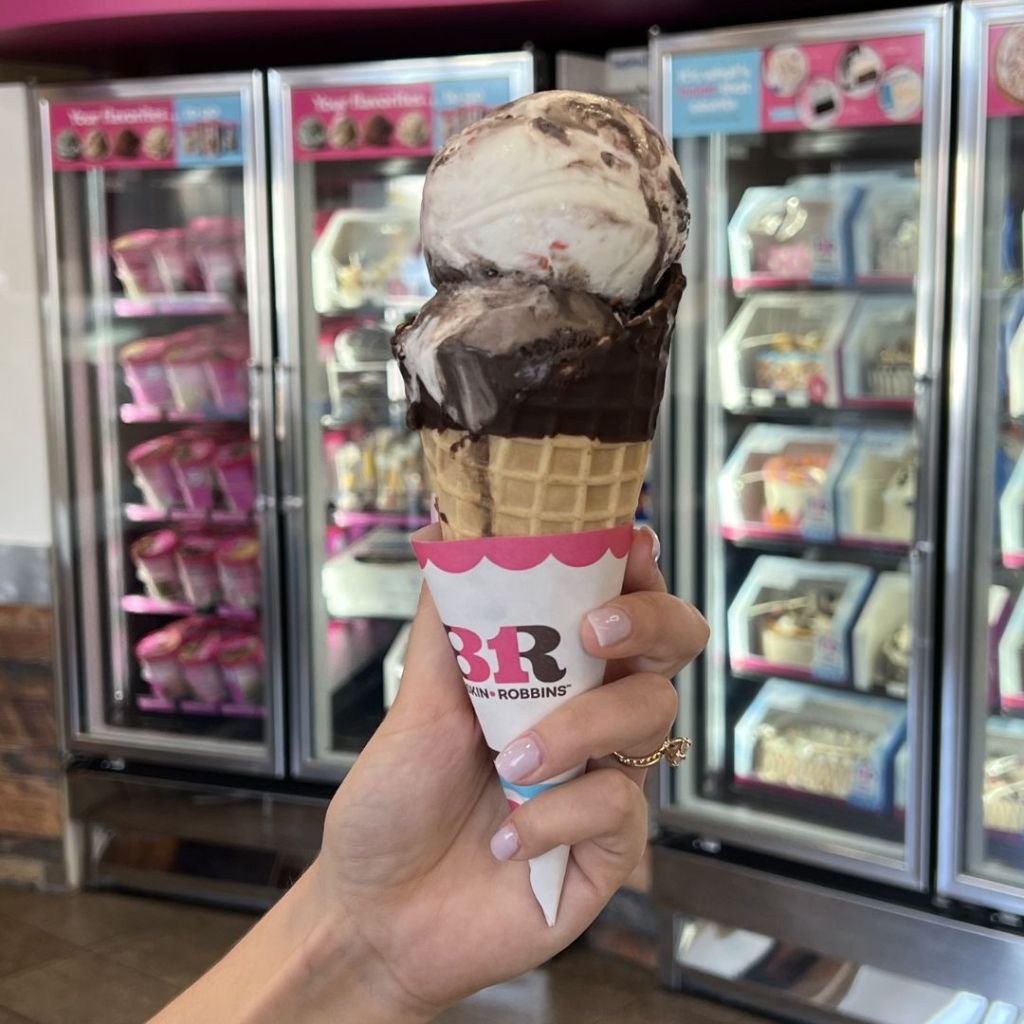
top-left (587, 606), bottom-right (632, 647)
top-left (490, 824), bottom-right (520, 861)
top-left (494, 734), bottom-right (542, 783)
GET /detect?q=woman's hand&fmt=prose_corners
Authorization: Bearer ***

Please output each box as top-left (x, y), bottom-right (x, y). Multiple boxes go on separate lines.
top-left (150, 526), bottom-right (708, 1024)
top-left (314, 526), bottom-right (708, 1021)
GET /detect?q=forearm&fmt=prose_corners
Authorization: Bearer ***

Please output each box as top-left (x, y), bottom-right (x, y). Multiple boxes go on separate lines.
top-left (149, 859), bottom-right (432, 1024)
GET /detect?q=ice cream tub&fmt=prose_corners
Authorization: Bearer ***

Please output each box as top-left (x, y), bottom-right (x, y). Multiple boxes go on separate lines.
top-left (218, 634), bottom-right (264, 704)
top-left (111, 229), bottom-right (163, 297)
top-left (153, 228), bottom-right (189, 293)
top-left (205, 339), bottom-right (250, 416)
top-left (119, 338), bottom-right (172, 408)
top-left (217, 535), bottom-right (261, 610)
top-left (179, 631), bottom-right (226, 702)
top-left (172, 437), bottom-right (217, 511)
top-left (188, 216), bottom-right (238, 294)
top-left (164, 340), bottom-right (213, 413)
top-left (129, 529), bottom-right (181, 601)
top-left (135, 628), bottom-right (187, 699)
top-left (176, 534), bottom-right (221, 608)
top-left (214, 441), bottom-right (256, 512)
top-left (126, 436), bottom-right (181, 509)
top-left (412, 523), bottom-right (633, 927)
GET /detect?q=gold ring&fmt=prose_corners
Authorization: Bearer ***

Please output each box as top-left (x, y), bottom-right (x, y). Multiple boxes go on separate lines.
top-left (612, 737), bottom-right (692, 769)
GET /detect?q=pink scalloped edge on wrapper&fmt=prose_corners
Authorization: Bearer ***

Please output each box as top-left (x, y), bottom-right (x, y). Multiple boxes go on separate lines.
top-left (411, 523), bottom-right (634, 573)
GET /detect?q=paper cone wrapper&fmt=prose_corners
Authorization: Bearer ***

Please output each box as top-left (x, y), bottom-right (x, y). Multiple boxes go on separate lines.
top-left (412, 523), bottom-right (633, 925)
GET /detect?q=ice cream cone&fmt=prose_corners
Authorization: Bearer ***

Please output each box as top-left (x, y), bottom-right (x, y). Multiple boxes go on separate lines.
top-left (421, 429), bottom-right (649, 541)
top-left (397, 92), bottom-right (690, 928)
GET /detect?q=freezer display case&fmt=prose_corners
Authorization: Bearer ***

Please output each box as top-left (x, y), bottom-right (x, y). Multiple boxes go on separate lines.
top-left (652, 8), bottom-right (951, 887)
top-left (942, 0), bottom-right (1024, 916)
top-left (269, 54), bottom-right (535, 779)
top-left (39, 75), bottom-right (283, 775)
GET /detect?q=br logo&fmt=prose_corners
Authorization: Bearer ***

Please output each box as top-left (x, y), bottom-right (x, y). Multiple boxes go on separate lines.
top-left (444, 625), bottom-right (567, 685)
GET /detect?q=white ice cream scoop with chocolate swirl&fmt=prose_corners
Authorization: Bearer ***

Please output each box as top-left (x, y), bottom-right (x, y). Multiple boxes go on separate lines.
top-left (420, 90), bottom-right (690, 308)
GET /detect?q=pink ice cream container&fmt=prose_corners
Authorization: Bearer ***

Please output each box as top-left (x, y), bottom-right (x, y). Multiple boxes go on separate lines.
top-left (169, 615), bottom-right (212, 644)
top-left (119, 337), bottom-right (172, 408)
top-left (153, 228), bottom-right (189, 293)
top-left (135, 627), bottom-right (188, 700)
top-left (127, 436), bottom-right (181, 509)
top-left (217, 634), bottom-right (264, 704)
top-left (176, 533), bottom-right (221, 608)
top-left (129, 529), bottom-right (181, 601)
top-left (189, 216), bottom-right (238, 294)
top-left (205, 339), bottom-right (250, 416)
top-left (215, 441), bottom-right (256, 513)
top-left (172, 437), bottom-right (217, 511)
top-left (179, 631), bottom-right (226, 702)
top-left (164, 339), bottom-right (213, 413)
top-left (111, 229), bottom-right (163, 297)
top-left (216, 535), bottom-right (261, 610)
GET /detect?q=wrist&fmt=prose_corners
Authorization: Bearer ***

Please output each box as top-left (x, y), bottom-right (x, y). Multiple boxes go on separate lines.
top-left (252, 859), bottom-right (434, 1024)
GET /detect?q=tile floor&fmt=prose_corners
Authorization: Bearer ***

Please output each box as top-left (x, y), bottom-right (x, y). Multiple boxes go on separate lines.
top-left (0, 888), bottom-right (764, 1024)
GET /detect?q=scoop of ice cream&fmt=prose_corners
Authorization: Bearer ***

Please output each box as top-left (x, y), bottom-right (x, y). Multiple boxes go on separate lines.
top-left (420, 90), bottom-right (689, 308)
top-left (394, 263), bottom-right (684, 440)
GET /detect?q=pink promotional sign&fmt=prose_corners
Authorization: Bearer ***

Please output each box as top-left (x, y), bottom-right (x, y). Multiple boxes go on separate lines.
top-left (50, 99), bottom-right (176, 171)
top-left (988, 25), bottom-right (1024, 118)
top-left (761, 34), bottom-right (925, 132)
top-left (292, 83), bottom-right (434, 162)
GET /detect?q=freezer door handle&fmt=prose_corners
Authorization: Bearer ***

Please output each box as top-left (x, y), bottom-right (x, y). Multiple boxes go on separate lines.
top-left (274, 361), bottom-right (294, 445)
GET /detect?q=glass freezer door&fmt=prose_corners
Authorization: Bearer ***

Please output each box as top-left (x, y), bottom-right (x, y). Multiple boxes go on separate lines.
top-left (39, 75), bottom-right (283, 775)
top-left (941, 0), bottom-right (1024, 916)
top-left (269, 55), bottom-right (534, 780)
top-left (652, 9), bottom-right (951, 887)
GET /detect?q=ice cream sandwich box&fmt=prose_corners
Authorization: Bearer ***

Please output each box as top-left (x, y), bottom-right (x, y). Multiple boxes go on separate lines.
top-left (734, 679), bottom-right (906, 814)
top-left (997, 589), bottom-right (1024, 715)
top-left (851, 178), bottom-right (920, 283)
top-left (999, 288), bottom-right (1024, 404)
top-left (998, 450), bottom-right (1024, 567)
top-left (836, 430), bottom-right (916, 548)
top-left (1006, 314), bottom-right (1024, 419)
top-left (312, 208), bottom-right (422, 314)
top-left (984, 717), bottom-right (1024, 840)
top-left (852, 571), bottom-right (912, 698)
top-left (322, 527), bottom-right (421, 620)
top-left (719, 424), bottom-right (856, 543)
top-left (989, 585), bottom-right (1014, 713)
top-left (718, 292), bottom-right (857, 410)
top-left (893, 740), bottom-right (908, 816)
top-left (840, 295), bottom-right (917, 407)
top-left (728, 556), bottom-right (874, 684)
top-left (728, 178), bottom-right (864, 290)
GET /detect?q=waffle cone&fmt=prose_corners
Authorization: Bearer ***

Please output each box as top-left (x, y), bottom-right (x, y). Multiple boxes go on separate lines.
top-left (421, 428), bottom-right (649, 541)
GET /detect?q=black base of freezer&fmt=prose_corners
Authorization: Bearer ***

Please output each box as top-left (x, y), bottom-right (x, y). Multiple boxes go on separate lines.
top-left (67, 763), bottom-right (331, 911)
top-left (654, 843), bottom-right (1024, 1022)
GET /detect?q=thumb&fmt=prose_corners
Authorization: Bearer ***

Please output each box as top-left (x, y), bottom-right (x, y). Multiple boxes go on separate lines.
top-left (389, 578), bottom-right (469, 718)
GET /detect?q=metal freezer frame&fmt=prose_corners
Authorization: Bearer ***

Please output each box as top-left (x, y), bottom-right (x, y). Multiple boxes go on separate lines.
top-left (267, 53), bottom-right (535, 782)
top-left (939, 0), bottom-right (1024, 917)
top-left (650, 6), bottom-right (953, 890)
top-left (37, 72), bottom-right (285, 777)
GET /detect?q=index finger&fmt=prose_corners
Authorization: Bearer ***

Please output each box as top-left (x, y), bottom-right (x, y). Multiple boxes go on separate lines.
top-left (622, 526), bottom-right (668, 595)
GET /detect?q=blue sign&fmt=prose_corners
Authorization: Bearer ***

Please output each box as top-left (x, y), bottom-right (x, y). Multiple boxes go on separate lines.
top-left (671, 50), bottom-right (762, 138)
top-left (431, 78), bottom-right (511, 149)
top-left (174, 94), bottom-right (244, 167)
